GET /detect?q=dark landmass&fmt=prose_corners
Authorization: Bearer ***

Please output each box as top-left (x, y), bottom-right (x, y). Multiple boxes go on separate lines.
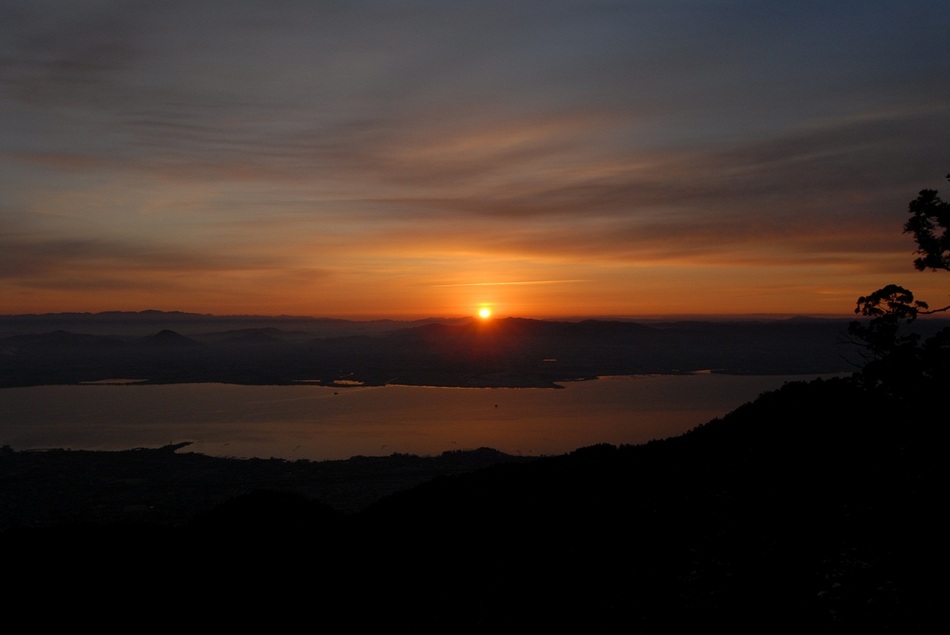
top-left (7, 310), bottom-right (942, 388)
top-left (1, 375), bottom-right (939, 631)
top-left (0, 443), bottom-right (531, 524)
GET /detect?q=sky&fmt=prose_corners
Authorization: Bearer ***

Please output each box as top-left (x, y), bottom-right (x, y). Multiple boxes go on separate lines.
top-left (2, 1), bottom-right (949, 320)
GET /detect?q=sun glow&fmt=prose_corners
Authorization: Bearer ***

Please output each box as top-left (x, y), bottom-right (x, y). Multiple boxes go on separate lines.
top-left (478, 307), bottom-right (492, 319)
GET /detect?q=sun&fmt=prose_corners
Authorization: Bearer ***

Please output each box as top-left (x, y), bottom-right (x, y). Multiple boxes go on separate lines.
top-left (478, 307), bottom-right (492, 319)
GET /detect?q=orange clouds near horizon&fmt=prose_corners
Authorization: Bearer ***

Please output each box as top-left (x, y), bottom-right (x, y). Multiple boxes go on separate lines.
top-left (1, 2), bottom-right (948, 319)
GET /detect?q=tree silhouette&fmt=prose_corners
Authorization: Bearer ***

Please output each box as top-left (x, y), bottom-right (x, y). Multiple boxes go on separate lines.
top-left (849, 174), bottom-right (950, 396)
top-left (851, 284), bottom-right (927, 356)
top-left (849, 284), bottom-right (929, 395)
top-left (904, 175), bottom-right (950, 277)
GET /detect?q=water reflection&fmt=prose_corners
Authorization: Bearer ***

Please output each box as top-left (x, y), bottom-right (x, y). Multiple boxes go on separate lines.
top-left (0, 375), bottom-right (833, 461)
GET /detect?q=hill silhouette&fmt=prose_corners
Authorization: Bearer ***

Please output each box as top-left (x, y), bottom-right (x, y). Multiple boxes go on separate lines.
top-left (1, 311), bottom-right (905, 388)
top-left (1, 375), bottom-right (938, 631)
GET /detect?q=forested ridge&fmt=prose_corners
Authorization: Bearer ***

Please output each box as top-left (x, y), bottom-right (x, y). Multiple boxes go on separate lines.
top-left (2, 374), bottom-right (941, 631)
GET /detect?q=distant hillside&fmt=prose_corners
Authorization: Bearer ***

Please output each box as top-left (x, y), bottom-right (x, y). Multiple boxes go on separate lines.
top-left (0, 310), bottom-right (422, 338)
top-left (345, 376), bottom-right (938, 630)
top-left (1, 375), bottom-right (939, 630)
top-left (0, 312), bottom-right (901, 388)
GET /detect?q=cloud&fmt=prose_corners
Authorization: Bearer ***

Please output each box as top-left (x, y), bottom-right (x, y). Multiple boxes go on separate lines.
top-left (0, 233), bottom-right (329, 281)
top-left (432, 279), bottom-right (588, 288)
top-left (1, 1), bottom-right (949, 316)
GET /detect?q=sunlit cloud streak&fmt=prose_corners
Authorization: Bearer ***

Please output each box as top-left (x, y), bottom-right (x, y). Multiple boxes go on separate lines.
top-left (433, 280), bottom-right (589, 288)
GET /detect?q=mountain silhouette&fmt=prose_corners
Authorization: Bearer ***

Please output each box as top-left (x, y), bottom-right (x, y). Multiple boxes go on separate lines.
top-left (1, 375), bottom-right (937, 631)
top-left (138, 329), bottom-right (198, 347)
top-left (2, 313), bottom-right (889, 388)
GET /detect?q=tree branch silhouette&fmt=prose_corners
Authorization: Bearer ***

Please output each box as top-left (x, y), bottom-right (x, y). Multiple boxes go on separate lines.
top-left (849, 173), bottom-right (950, 396)
top-left (904, 174), bottom-right (950, 273)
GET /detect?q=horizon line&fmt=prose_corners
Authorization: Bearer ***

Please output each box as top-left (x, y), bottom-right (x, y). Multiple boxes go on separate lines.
top-left (0, 309), bottom-right (866, 322)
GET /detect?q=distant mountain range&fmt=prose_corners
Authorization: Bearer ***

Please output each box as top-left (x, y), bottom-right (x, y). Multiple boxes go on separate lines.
top-left (2, 310), bottom-right (947, 388)
top-left (0, 310), bottom-right (416, 338)
top-left (0, 311), bottom-right (908, 387)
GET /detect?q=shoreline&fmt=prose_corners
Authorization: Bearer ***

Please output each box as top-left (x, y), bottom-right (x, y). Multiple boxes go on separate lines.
top-left (0, 373), bottom-right (845, 462)
top-left (0, 368), bottom-right (846, 391)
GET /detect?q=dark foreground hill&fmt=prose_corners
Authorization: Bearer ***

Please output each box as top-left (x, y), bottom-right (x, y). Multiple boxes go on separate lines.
top-left (1, 376), bottom-right (940, 631)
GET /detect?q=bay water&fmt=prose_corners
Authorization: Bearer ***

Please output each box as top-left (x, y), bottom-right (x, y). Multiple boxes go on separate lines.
top-left (0, 374), bottom-right (831, 461)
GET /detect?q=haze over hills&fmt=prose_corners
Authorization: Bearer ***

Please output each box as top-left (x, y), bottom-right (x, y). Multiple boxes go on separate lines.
top-left (0, 309), bottom-right (924, 389)
top-left (0, 310), bottom-right (424, 338)
top-left (0, 309), bottom-right (857, 336)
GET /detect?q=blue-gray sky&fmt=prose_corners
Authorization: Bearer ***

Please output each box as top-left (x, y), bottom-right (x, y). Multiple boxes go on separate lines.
top-left (2, 0), bottom-right (949, 318)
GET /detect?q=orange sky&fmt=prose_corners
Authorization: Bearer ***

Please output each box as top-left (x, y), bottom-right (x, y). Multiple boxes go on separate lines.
top-left (2, 2), bottom-right (949, 319)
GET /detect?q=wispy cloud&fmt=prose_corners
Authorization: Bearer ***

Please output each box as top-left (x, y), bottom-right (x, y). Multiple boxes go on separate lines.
top-left (1, 1), bottom-right (949, 316)
top-left (433, 279), bottom-right (588, 288)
